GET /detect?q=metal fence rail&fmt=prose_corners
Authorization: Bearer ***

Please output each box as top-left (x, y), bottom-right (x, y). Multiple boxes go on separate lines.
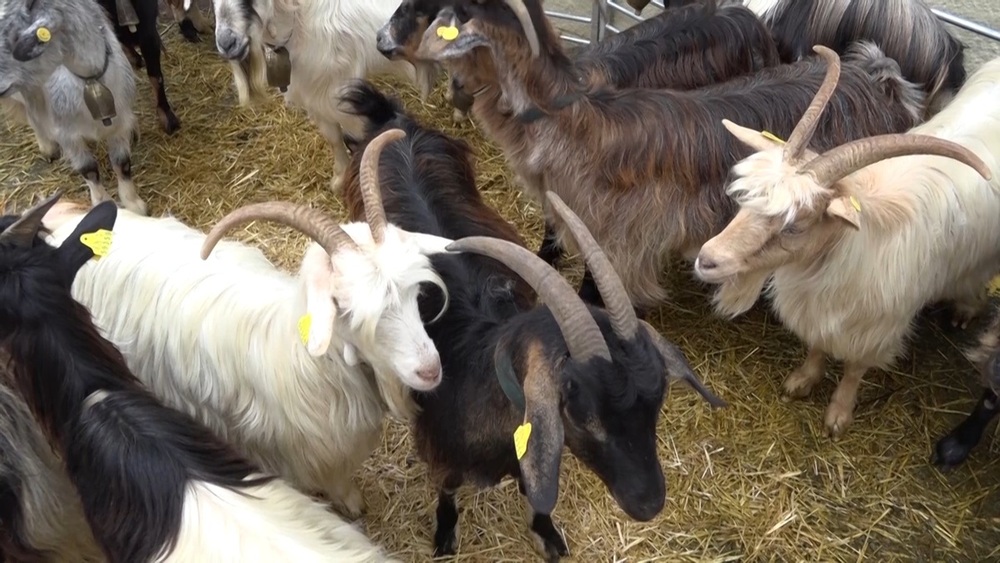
top-left (544, 1), bottom-right (1000, 46)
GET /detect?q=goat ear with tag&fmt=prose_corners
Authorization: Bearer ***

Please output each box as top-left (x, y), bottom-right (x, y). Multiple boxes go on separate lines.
top-left (300, 245), bottom-right (338, 356)
top-left (415, 14), bottom-right (490, 61)
top-left (516, 343), bottom-right (565, 516)
top-left (55, 201), bottom-right (118, 285)
top-left (826, 196), bottom-right (861, 230)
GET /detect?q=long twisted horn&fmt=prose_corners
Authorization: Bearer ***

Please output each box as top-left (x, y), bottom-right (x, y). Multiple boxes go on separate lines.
top-left (0, 190), bottom-right (65, 248)
top-left (802, 133), bottom-right (993, 187)
top-left (544, 191), bottom-right (637, 340)
top-left (783, 45), bottom-right (841, 163)
top-left (504, 0), bottom-right (541, 58)
top-left (360, 128), bottom-right (405, 244)
top-left (447, 236), bottom-right (611, 361)
top-left (201, 202), bottom-right (360, 260)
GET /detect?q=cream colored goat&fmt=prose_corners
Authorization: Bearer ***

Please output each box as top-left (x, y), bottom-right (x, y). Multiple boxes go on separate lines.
top-left (695, 46), bottom-right (998, 438)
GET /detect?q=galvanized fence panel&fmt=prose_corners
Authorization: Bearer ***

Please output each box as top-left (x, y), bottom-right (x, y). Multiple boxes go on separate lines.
top-left (543, 1), bottom-right (1000, 46)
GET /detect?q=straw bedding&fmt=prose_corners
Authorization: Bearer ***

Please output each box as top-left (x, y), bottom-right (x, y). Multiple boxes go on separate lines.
top-left (1, 19), bottom-right (999, 563)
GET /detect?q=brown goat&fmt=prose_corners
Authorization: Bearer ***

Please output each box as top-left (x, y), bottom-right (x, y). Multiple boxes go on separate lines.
top-left (413, 0), bottom-right (925, 310)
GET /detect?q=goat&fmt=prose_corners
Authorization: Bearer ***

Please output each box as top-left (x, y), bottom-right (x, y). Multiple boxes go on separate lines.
top-left (411, 1), bottom-right (924, 311)
top-left (0, 374), bottom-right (101, 562)
top-left (0, 0), bottom-right (147, 215)
top-left (378, 0), bottom-right (781, 268)
top-left (933, 310), bottom-right (1000, 469)
top-left (96, 0), bottom-right (181, 134)
top-left (338, 86), bottom-right (726, 560)
top-left (636, 0), bottom-right (965, 117)
top-left (209, 0), bottom-right (441, 191)
top-left (0, 193), bottom-right (400, 562)
top-left (694, 49), bottom-right (997, 438)
top-left (40, 159), bottom-right (454, 518)
top-left (167, 0), bottom-right (214, 43)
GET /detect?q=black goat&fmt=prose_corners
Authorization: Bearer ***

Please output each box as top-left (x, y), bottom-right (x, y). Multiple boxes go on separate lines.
top-left (0, 193), bottom-right (394, 562)
top-left (98, 0), bottom-right (181, 133)
top-left (339, 83), bottom-right (726, 561)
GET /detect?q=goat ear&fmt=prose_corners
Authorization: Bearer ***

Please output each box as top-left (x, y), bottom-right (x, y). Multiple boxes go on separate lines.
top-left (416, 15), bottom-right (490, 61)
top-left (409, 232), bottom-right (454, 256)
top-left (721, 119), bottom-right (784, 153)
top-left (55, 201), bottom-right (118, 283)
top-left (826, 196), bottom-right (861, 230)
top-left (516, 342), bottom-right (565, 516)
top-left (300, 244), bottom-right (337, 356)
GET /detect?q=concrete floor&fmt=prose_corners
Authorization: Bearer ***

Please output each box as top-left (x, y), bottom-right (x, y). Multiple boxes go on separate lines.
top-left (544, 0), bottom-right (1000, 70)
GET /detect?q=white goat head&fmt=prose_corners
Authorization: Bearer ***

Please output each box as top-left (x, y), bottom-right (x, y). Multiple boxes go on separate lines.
top-left (200, 129), bottom-right (452, 391)
top-left (695, 45), bottom-right (992, 286)
top-left (212, 0), bottom-right (296, 61)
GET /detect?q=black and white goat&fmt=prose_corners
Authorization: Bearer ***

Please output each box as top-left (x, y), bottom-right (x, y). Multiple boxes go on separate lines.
top-left (340, 84), bottom-right (726, 560)
top-left (0, 193), bottom-right (399, 562)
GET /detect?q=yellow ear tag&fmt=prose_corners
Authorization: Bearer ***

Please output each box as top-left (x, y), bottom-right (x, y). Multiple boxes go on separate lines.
top-left (36, 27), bottom-right (51, 43)
top-left (297, 314), bottom-right (312, 346)
top-left (988, 275), bottom-right (1000, 297)
top-left (79, 230), bottom-right (112, 259)
top-left (849, 195), bottom-right (861, 211)
top-left (436, 25), bottom-right (459, 41)
top-left (513, 422), bottom-right (532, 460)
top-left (760, 130), bottom-right (785, 144)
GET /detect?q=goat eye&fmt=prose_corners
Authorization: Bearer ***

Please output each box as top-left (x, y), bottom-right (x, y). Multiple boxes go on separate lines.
top-left (781, 223), bottom-right (802, 235)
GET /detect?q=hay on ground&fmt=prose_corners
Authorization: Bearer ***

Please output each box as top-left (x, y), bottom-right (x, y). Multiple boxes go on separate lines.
top-left (2, 22), bottom-right (999, 563)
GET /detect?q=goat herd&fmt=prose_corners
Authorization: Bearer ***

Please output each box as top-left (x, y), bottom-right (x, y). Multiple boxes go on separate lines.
top-left (1, 0), bottom-right (999, 560)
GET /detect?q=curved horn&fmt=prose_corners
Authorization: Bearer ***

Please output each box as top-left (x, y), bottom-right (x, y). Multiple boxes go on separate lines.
top-left (783, 45), bottom-right (841, 163)
top-left (201, 202), bottom-right (360, 260)
top-left (639, 321), bottom-right (727, 408)
top-left (544, 191), bottom-right (637, 340)
top-left (360, 128), bottom-right (405, 245)
top-left (447, 236), bottom-right (610, 361)
top-left (803, 134), bottom-right (993, 188)
top-left (504, 0), bottom-right (541, 58)
top-left (0, 190), bottom-right (64, 248)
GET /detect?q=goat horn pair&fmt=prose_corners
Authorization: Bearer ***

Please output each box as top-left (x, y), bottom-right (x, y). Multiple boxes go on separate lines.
top-left (359, 128), bottom-right (405, 244)
top-left (201, 203), bottom-right (359, 260)
top-left (504, 0), bottom-right (541, 58)
top-left (544, 191), bottom-right (637, 340)
top-left (779, 47), bottom-right (991, 185)
top-left (0, 190), bottom-right (64, 248)
top-left (447, 237), bottom-right (611, 362)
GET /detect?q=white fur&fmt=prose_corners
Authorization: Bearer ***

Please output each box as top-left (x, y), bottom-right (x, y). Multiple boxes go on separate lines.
top-left (160, 478), bottom-right (398, 562)
top-left (212, 0), bottom-right (439, 190)
top-left (44, 205), bottom-right (452, 516)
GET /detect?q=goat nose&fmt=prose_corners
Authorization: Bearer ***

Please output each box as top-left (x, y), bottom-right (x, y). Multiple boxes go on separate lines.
top-left (416, 359), bottom-right (442, 384)
top-left (696, 255), bottom-right (718, 271)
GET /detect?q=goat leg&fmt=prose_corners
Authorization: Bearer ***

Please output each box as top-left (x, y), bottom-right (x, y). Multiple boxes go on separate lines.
top-left (518, 478), bottom-right (568, 561)
top-left (108, 133), bottom-right (148, 216)
top-left (933, 387), bottom-right (1000, 470)
top-left (123, 43), bottom-right (144, 70)
top-left (137, 25), bottom-right (181, 135)
top-left (536, 223), bottom-right (565, 267)
top-left (317, 120), bottom-right (350, 193)
top-left (782, 347), bottom-right (827, 400)
top-left (824, 361), bottom-right (868, 439)
top-left (23, 110), bottom-right (60, 161)
top-left (63, 139), bottom-right (113, 208)
top-left (432, 474), bottom-right (463, 557)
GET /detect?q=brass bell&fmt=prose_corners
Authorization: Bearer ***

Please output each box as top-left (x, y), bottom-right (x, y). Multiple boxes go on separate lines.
top-left (115, 0), bottom-right (140, 32)
top-left (83, 79), bottom-right (117, 126)
top-left (265, 46), bottom-right (292, 93)
top-left (625, 0), bottom-right (651, 14)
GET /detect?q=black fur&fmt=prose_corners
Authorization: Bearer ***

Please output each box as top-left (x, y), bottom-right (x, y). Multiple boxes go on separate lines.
top-left (340, 82), bottom-right (670, 558)
top-left (0, 202), bottom-right (271, 563)
top-left (96, 0), bottom-right (181, 133)
top-left (933, 387), bottom-right (1000, 470)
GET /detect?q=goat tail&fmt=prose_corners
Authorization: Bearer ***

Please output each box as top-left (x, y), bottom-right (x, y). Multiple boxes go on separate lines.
top-left (842, 41), bottom-right (926, 124)
top-left (338, 80), bottom-right (405, 135)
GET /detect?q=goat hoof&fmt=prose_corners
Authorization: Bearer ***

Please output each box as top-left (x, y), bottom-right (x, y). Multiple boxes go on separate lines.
top-left (932, 431), bottom-right (975, 470)
top-left (158, 109), bottom-right (182, 135)
top-left (122, 198), bottom-right (149, 217)
top-left (782, 369), bottom-right (819, 399)
top-left (432, 531), bottom-right (458, 558)
top-left (824, 402), bottom-right (854, 439)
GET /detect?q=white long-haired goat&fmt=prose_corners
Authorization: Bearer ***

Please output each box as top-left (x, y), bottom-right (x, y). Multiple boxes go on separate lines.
top-left (695, 47), bottom-right (999, 438)
top-left (42, 131), bottom-right (453, 518)
top-left (208, 0), bottom-right (439, 191)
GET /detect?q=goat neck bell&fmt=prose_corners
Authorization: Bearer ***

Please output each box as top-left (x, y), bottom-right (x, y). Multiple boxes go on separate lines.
top-left (265, 46), bottom-right (292, 92)
top-left (83, 80), bottom-right (117, 126)
top-left (115, 0), bottom-right (140, 32)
